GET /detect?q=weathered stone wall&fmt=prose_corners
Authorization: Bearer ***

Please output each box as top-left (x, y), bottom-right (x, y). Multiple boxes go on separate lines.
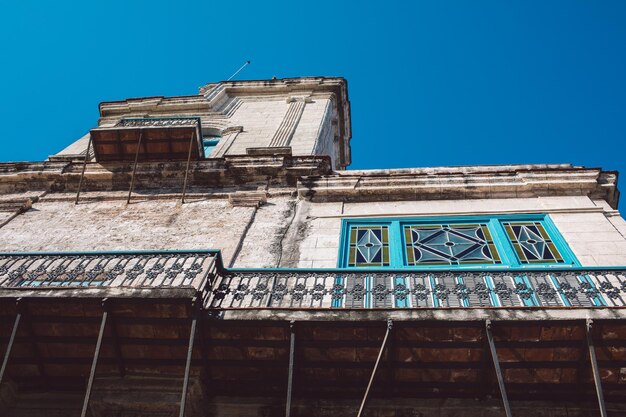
top-left (2, 192), bottom-right (624, 268)
top-left (0, 193), bottom-right (255, 266)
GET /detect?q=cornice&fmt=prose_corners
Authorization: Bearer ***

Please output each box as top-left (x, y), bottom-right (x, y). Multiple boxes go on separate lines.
top-left (297, 165), bottom-right (619, 209)
top-left (0, 162), bottom-right (618, 209)
top-left (0, 157), bottom-right (333, 195)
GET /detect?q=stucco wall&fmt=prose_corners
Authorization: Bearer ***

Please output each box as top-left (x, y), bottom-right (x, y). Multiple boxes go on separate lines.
top-left (289, 196), bottom-right (626, 268)
top-left (0, 194), bottom-right (624, 268)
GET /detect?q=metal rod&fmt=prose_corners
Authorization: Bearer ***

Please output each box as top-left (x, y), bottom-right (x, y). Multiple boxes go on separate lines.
top-left (179, 301), bottom-right (198, 417)
top-left (357, 319), bottom-right (392, 417)
top-left (485, 320), bottom-right (512, 417)
top-left (181, 131), bottom-right (195, 204)
top-left (0, 312), bottom-right (21, 384)
top-left (286, 321), bottom-right (296, 417)
top-left (126, 130), bottom-right (143, 204)
top-left (226, 60), bottom-right (251, 81)
top-left (75, 134), bottom-right (93, 205)
top-left (81, 307), bottom-right (108, 417)
top-left (586, 319), bottom-right (608, 417)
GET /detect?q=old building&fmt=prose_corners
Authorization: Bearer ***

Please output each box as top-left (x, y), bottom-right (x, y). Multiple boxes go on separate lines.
top-left (1, 76), bottom-right (625, 417)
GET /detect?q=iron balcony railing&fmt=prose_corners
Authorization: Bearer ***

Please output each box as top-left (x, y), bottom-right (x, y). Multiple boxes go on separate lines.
top-left (209, 267), bottom-right (626, 309)
top-left (0, 250), bottom-right (220, 293)
top-left (0, 251), bottom-right (625, 309)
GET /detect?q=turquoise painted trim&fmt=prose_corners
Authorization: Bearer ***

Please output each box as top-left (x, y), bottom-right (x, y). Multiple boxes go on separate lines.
top-left (579, 274), bottom-right (607, 307)
top-left (394, 275), bottom-right (409, 308)
top-left (484, 275), bottom-right (499, 307)
top-left (489, 218), bottom-right (518, 266)
top-left (337, 219), bottom-right (350, 268)
top-left (338, 214), bottom-right (582, 270)
top-left (513, 275), bottom-right (539, 307)
top-left (549, 274), bottom-right (572, 307)
top-left (332, 276), bottom-right (343, 308)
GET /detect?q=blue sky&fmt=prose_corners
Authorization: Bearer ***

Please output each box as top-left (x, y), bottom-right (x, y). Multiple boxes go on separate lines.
top-left (1, 1), bottom-right (625, 185)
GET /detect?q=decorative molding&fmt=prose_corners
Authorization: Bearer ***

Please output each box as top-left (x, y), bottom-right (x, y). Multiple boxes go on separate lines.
top-left (268, 100), bottom-right (306, 147)
top-left (222, 125), bottom-right (244, 135)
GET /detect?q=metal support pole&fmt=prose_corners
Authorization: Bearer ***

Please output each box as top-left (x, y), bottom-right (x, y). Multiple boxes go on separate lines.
top-left (586, 319), bottom-right (608, 417)
top-left (0, 311), bottom-right (21, 384)
top-left (126, 130), bottom-right (144, 204)
top-left (179, 300), bottom-right (198, 417)
top-left (285, 321), bottom-right (296, 417)
top-left (485, 320), bottom-right (512, 417)
top-left (75, 134), bottom-right (93, 205)
top-left (357, 319), bottom-right (392, 417)
top-left (181, 131), bottom-right (196, 204)
top-left (81, 303), bottom-right (108, 417)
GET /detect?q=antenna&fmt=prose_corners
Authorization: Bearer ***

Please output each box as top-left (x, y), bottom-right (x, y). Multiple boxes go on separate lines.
top-left (227, 60), bottom-right (251, 81)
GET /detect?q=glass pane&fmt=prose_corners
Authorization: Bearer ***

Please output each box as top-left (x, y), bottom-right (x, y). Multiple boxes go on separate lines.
top-left (347, 225), bottom-right (390, 267)
top-left (404, 223), bottom-right (501, 266)
top-left (502, 221), bottom-right (565, 264)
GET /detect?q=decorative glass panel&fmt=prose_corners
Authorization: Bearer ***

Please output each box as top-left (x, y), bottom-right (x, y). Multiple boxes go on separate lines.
top-left (503, 222), bottom-right (565, 264)
top-left (347, 225), bottom-right (390, 267)
top-left (403, 224), bottom-right (501, 266)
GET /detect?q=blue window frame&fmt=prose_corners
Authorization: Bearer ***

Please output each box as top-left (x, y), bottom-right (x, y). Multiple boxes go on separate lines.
top-left (339, 214), bottom-right (578, 269)
top-left (336, 214), bottom-right (596, 308)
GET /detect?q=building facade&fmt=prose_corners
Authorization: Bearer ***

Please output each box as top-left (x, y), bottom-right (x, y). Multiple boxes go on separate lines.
top-left (0, 77), bottom-right (625, 417)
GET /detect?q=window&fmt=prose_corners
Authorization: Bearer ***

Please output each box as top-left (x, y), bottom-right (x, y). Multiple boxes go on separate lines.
top-left (347, 225), bottom-right (390, 267)
top-left (502, 221), bottom-right (565, 264)
top-left (335, 215), bottom-right (604, 308)
top-left (339, 214), bottom-right (578, 269)
top-left (404, 223), bottom-right (501, 266)
top-left (203, 136), bottom-right (221, 157)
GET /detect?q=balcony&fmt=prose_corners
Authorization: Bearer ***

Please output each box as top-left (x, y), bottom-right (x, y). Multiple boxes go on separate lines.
top-left (89, 117), bottom-right (204, 162)
top-left (1, 251), bottom-right (625, 415)
top-left (0, 251), bottom-right (625, 309)
top-left (0, 250), bottom-right (219, 305)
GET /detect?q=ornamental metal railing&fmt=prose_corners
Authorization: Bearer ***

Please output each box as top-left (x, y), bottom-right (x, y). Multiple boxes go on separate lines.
top-left (115, 117), bottom-right (201, 128)
top-left (208, 268), bottom-right (626, 309)
top-left (0, 251), bottom-right (219, 292)
top-left (1, 251), bottom-right (625, 309)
